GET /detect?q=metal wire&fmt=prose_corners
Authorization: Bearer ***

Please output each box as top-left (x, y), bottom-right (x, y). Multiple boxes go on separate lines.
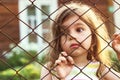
top-left (0, 0), bottom-right (120, 80)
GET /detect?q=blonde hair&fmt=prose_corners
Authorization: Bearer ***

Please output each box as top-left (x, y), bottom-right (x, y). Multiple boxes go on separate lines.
top-left (48, 2), bottom-right (112, 67)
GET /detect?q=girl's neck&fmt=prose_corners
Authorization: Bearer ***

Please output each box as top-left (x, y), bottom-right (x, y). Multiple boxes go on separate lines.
top-left (72, 53), bottom-right (89, 67)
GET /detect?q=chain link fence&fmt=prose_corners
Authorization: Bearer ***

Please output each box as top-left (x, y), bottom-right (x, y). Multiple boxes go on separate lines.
top-left (0, 0), bottom-right (120, 80)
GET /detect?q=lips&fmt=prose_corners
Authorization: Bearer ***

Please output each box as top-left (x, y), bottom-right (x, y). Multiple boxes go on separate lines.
top-left (70, 43), bottom-right (80, 48)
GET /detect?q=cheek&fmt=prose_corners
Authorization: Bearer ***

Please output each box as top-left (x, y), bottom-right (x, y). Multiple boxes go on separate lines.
top-left (81, 36), bottom-right (92, 50)
top-left (60, 43), bottom-right (68, 52)
top-left (60, 37), bottom-right (67, 50)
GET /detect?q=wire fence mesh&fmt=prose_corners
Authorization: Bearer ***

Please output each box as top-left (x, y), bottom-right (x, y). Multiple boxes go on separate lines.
top-left (0, 0), bottom-right (120, 80)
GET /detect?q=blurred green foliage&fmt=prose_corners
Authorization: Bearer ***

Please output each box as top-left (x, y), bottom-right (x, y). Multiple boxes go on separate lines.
top-left (0, 46), bottom-right (47, 80)
top-left (0, 49), bottom-right (37, 71)
top-left (0, 64), bottom-right (41, 80)
top-left (109, 49), bottom-right (120, 72)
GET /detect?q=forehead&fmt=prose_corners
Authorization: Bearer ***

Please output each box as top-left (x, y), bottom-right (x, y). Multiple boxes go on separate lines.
top-left (62, 15), bottom-right (86, 28)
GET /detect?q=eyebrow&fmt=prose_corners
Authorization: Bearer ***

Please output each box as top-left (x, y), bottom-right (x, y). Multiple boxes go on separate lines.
top-left (74, 23), bottom-right (83, 26)
top-left (61, 20), bottom-right (86, 31)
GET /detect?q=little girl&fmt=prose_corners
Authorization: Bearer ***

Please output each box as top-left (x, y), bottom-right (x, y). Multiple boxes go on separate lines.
top-left (40, 2), bottom-right (120, 80)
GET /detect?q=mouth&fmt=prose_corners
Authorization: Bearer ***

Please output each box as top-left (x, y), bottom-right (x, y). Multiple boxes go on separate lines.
top-left (70, 43), bottom-right (80, 48)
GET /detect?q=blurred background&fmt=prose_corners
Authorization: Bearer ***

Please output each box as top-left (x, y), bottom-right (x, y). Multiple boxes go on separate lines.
top-left (0, 0), bottom-right (120, 80)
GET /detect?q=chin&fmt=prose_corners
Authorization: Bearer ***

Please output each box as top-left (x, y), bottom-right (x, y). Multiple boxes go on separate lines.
top-left (69, 51), bottom-right (81, 56)
top-left (71, 49), bottom-right (88, 56)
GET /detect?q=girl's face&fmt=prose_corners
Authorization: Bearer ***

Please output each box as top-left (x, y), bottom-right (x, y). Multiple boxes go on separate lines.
top-left (60, 15), bottom-right (92, 57)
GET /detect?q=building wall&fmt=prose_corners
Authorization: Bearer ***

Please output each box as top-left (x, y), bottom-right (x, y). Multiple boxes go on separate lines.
top-left (0, 0), bottom-right (19, 53)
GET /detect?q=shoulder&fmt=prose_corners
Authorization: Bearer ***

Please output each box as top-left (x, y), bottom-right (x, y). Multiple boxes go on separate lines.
top-left (99, 63), bottom-right (120, 80)
top-left (87, 61), bottom-right (100, 68)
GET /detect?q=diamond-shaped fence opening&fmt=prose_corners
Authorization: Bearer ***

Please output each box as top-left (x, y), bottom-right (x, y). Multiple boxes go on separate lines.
top-left (0, 0), bottom-right (120, 80)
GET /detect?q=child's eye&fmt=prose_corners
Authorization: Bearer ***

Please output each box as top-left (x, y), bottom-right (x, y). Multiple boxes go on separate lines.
top-left (76, 28), bottom-right (84, 32)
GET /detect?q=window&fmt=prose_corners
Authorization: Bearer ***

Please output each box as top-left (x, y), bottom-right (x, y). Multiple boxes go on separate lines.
top-left (18, 0), bottom-right (57, 51)
top-left (41, 5), bottom-right (51, 43)
top-left (27, 6), bottom-right (37, 43)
